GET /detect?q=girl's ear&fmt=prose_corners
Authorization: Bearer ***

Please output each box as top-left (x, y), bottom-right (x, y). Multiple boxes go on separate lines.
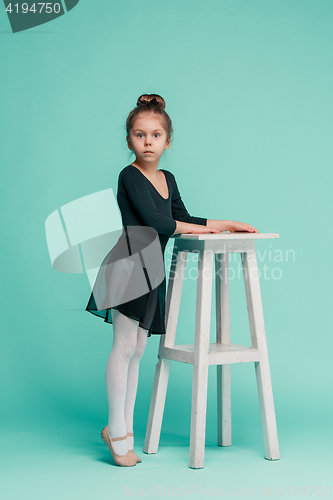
top-left (165, 135), bottom-right (171, 149)
top-left (126, 135), bottom-right (132, 150)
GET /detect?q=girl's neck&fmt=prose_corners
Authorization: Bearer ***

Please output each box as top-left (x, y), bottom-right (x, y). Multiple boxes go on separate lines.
top-left (131, 160), bottom-right (160, 177)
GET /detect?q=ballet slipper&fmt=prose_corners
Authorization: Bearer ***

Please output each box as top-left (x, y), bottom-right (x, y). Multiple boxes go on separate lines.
top-left (127, 432), bottom-right (142, 463)
top-left (101, 426), bottom-right (137, 467)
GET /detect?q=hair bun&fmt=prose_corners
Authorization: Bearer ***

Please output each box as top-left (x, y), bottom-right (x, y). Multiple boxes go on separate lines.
top-left (136, 94), bottom-right (165, 110)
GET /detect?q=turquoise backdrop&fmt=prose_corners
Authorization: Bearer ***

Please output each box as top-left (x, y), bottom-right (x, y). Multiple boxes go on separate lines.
top-left (1, 0), bottom-right (332, 498)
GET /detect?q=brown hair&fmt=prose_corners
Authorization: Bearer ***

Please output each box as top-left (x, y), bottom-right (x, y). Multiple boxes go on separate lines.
top-left (126, 94), bottom-right (173, 140)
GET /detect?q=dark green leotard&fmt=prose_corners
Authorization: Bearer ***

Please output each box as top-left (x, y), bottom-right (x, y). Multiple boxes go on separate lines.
top-left (86, 164), bottom-right (207, 336)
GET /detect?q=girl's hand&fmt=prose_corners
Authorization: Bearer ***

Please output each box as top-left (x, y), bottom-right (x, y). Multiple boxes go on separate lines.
top-left (229, 221), bottom-right (259, 233)
top-left (186, 225), bottom-right (220, 234)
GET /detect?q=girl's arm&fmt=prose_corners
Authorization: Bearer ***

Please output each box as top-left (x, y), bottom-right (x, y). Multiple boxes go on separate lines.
top-left (206, 219), bottom-right (259, 233)
top-left (172, 219), bottom-right (259, 235)
top-left (170, 173), bottom-right (207, 227)
top-left (170, 172), bottom-right (219, 234)
top-left (168, 172), bottom-right (258, 234)
top-left (172, 220), bottom-right (219, 234)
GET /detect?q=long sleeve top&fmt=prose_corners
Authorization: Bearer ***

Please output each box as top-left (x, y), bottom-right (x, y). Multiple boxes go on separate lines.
top-left (117, 164), bottom-right (207, 251)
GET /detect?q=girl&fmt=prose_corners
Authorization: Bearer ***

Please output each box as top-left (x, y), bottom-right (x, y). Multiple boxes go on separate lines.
top-left (86, 94), bottom-right (258, 467)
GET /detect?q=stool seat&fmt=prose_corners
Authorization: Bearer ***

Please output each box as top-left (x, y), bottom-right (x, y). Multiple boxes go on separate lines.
top-left (144, 233), bottom-right (280, 468)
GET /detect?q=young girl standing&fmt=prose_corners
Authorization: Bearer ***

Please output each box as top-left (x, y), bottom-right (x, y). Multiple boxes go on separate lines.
top-left (86, 94), bottom-right (258, 467)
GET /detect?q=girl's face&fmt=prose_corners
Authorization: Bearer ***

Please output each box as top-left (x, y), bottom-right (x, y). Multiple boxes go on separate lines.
top-left (127, 113), bottom-right (170, 164)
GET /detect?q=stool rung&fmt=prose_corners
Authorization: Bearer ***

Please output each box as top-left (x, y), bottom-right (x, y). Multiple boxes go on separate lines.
top-left (161, 343), bottom-right (261, 365)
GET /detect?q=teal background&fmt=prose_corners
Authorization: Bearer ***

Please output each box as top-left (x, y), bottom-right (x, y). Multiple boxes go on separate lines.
top-left (1, 0), bottom-right (332, 497)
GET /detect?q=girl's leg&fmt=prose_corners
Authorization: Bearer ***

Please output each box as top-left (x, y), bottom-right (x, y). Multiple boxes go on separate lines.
top-left (124, 325), bottom-right (148, 451)
top-left (105, 308), bottom-right (139, 455)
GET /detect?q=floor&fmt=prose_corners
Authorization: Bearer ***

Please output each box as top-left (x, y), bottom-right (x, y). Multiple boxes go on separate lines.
top-left (1, 419), bottom-right (331, 500)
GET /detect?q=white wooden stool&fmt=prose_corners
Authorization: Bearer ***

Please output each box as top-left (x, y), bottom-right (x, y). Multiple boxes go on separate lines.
top-left (143, 233), bottom-right (280, 469)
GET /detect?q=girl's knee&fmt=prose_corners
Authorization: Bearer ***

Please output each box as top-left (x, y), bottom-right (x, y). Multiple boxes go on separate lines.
top-left (112, 332), bottom-right (138, 359)
top-left (134, 327), bottom-right (148, 358)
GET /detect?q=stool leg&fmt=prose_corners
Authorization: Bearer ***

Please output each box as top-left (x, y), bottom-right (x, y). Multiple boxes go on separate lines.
top-left (215, 253), bottom-right (231, 447)
top-left (143, 355), bottom-right (171, 454)
top-left (241, 246), bottom-right (280, 460)
top-left (144, 244), bottom-right (187, 454)
top-left (189, 244), bottom-right (213, 469)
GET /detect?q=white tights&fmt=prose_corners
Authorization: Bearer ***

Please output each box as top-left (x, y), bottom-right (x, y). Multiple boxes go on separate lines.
top-left (105, 308), bottom-right (148, 455)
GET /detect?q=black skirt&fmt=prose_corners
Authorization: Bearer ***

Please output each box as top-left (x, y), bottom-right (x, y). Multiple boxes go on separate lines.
top-left (85, 226), bottom-right (167, 337)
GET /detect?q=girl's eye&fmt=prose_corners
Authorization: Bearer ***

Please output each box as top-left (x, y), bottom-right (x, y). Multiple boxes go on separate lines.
top-left (136, 133), bottom-right (159, 138)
